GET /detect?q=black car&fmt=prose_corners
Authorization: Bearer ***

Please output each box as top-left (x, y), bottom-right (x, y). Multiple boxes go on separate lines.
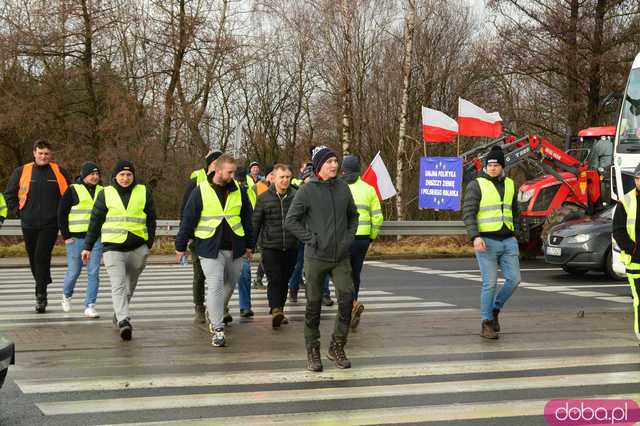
top-left (543, 207), bottom-right (625, 279)
top-left (0, 333), bottom-right (14, 388)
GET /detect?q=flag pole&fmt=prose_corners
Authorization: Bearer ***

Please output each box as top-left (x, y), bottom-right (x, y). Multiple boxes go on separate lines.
top-left (423, 140), bottom-right (427, 157)
top-left (456, 135), bottom-right (460, 157)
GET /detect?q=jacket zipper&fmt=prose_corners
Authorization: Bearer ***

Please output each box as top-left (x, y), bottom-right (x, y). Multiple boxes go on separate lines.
top-left (279, 192), bottom-right (286, 251)
top-left (331, 185), bottom-right (337, 262)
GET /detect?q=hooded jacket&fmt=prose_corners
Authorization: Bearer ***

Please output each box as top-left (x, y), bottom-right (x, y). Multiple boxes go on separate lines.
top-left (285, 175), bottom-right (358, 262)
top-left (83, 174), bottom-right (157, 253)
top-left (463, 170), bottom-right (519, 241)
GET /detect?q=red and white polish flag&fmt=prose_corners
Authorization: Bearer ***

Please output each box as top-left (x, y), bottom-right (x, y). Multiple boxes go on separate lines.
top-left (457, 97), bottom-right (502, 138)
top-left (362, 152), bottom-right (397, 200)
top-left (422, 107), bottom-right (459, 142)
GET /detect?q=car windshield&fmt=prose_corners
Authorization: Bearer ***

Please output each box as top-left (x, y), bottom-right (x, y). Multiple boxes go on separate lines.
top-left (618, 68), bottom-right (640, 144)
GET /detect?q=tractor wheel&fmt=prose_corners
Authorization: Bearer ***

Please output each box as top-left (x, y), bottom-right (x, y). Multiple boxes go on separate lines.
top-left (540, 204), bottom-right (586, 243)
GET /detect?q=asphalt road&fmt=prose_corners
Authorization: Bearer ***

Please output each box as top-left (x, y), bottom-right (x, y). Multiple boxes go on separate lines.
top-left (0, 257), bottom-right (638, 425)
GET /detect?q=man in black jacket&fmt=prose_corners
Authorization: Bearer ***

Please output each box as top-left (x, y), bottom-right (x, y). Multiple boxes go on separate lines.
top-left (463, 146), bottom-right (520, 340)
top-left (57, 162), bottom-right (103, 318)
top-left (285, 146), bottom-right (358, 371)
top-left (4, 139), bottom-right (71, 313)
top-left (253, 164), bottom-right (299, 328)
top-left (175, 154), bottom-right (254, 347)
top-left (81, 160), bottom-right (157, 341)
top-left (612, 163), bottom-right (640, 345)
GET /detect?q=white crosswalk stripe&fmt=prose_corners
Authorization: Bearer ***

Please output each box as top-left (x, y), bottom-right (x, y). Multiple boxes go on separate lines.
top-left (4, 263), bottom-right (640, 425)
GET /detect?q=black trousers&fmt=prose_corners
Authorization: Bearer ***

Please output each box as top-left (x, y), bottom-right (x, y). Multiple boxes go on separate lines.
top-left (350, 237), bottom-right (371, 299)
top-left (22, 227), bottom-right (58, 302)
top-left (262, 248), bottom-right (298, 310)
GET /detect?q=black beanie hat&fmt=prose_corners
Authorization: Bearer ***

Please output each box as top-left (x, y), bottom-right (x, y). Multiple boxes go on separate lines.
top-left (80, 161), bottom-right (100, 180)
top-left (342, 155), bottom-right (360, 174)
top-left (264, 164), bottom-right (274, 177)
top-left (112, 160), bottom-right (135, 177)
top-left (485, 146), bottom-right (505, 168)
top-left (205, 150), bottom-right (223, 168)
top-left (311, 145), bottom-right (338, 173)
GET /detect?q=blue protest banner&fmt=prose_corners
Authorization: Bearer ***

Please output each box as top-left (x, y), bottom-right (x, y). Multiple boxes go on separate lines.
top-left (419, 157), bottom-right (463, 211)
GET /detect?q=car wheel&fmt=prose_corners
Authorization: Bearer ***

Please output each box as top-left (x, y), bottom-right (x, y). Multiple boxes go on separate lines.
top-left (604, 248), bottom-right (626, 281)
top-left (562, 266), bottom-right (589, 276)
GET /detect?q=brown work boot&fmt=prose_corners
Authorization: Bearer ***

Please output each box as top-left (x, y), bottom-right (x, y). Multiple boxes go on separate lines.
top-left (272, 308), bottom-right (285, 328)
top-left (350, 300), bottom-right (365, 330)
top-left (481, 320), bottom-right (498, 339)
top-left (289, 288), bottom-right (298, 303)
top-left (194, 304), bottom-right (206, 324)
top-left (492, 309), bottom-right (501, 332)
top-left (327, 337), bottom-right (351, 369)
top-left (306, 343), bottom-right (323, 372)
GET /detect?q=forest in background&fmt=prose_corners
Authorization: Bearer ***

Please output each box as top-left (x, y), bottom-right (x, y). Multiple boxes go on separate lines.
top-left (0, 0), bottom-right (638, 218)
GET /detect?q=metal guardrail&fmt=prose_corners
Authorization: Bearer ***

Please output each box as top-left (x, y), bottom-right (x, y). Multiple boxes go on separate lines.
top-left (0, 219), bottom-right (467, 237)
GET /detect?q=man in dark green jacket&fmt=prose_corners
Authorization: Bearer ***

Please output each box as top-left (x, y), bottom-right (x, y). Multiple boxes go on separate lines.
top-left (285, 146), bottom-right (358, 372)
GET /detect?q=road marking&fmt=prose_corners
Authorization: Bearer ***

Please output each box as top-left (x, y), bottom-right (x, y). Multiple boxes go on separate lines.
top-left (558, 291), bottom-right (615, 298)
top-left (36, 371), bottom-right (640, 415)
top-left (17, 352), bottom-right (640, 394)
top-left (597, 296), bottom-right (632, 304)
top-left (103, 394), bottom-right (640, 426)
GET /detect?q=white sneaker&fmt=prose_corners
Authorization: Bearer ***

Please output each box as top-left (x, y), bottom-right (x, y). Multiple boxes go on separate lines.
top-left (84, 305), bottom-right (100, 318)
top-left (61, 296), bottom-right (72, 312)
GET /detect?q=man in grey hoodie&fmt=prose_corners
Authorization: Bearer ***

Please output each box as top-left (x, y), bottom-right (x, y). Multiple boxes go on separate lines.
top-left (285, 146), bottom-right (359, 372)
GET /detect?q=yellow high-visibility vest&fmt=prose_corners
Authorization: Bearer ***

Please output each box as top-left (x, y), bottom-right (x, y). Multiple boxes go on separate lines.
top-left (194, 181), bottom-right (245, 239)
top-left (101, 185), bottom-right (148, 243)
top-left (476, 177), bottom-right (515, 233)
top-left (190, 169), bottom-right (207, 184)
top-left (0, 193), bottom-right (6, 219)
top-left (348, 177), bottom-right (384, 239)
top-left (68, 184), bottom-right (103, 233)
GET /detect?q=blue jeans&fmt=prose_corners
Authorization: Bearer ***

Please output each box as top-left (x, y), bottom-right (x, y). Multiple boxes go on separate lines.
top-left (237, 257), bottom-right (252, 310)
top-left (474, 237), bottom-right (521, 321)
top-left (288, 243), bottom-right (330, 297)
top-left (63, 237), bottom-right (103, 306)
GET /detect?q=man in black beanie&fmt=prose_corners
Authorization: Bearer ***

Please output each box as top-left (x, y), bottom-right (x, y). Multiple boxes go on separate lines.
top-left (286, 145), bottom-right (358, 371)
top-left (57, 161), bottom-right (104, 318)
top-left (82, 160), bottom-right (157, 341)
top-left (463, 145), bottom-right (520, 340)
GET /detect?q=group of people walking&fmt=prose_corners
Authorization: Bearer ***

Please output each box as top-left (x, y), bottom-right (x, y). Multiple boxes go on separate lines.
top-left (1, 140), bottom-right (638, 372)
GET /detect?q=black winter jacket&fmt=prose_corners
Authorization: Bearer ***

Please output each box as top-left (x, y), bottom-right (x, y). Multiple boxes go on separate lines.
top-left (175, 179), bottom-right (254, 260)
top-left (285, 175), bottom-right (358, 263)
top-left (253, 184), bottom-right (299, 251)
top-left (462, 171), bottom-right (519, 241)
top-left (57, 180), bottom-right (102, 240)
top-left (4, 163), bottom-right (71, 229)
top-left (83, 179), bottom-right (157, 253)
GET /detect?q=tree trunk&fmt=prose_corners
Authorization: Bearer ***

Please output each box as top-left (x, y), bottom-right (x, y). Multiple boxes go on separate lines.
top-left (396, 0), bottom-right (416, 221)
top-left (587, 0), bottom-right (606, 125)
top-left (80, 0), bottom-right (100, 158)
top-left (340, 0), bottom-right (353, 155)
top-left (564, 0), bottom-right (580, 149)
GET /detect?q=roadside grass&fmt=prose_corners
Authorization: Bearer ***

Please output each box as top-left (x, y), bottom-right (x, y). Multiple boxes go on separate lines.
top-left (0, 235), bottom-right (473, 258)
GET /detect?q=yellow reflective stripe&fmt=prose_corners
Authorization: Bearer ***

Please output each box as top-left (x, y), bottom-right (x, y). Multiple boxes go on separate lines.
top-left (104, 217), bottom-right (146, 224)
top-left (68, 220), bottom-right (90, 225)
top-left (355, 204), bottom-right (369, 210)
top-left (231, 222), bottom-right (243, 231)
top-left (200, 215), bottom-right (225, 221)
top-left (372, 209), bottom-right (382, 215)
top-left (70, 208), bottom-right (92, 214)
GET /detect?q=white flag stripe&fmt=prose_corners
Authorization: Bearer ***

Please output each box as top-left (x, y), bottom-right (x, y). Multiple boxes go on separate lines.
top-left (421, 107), bottom-right (458, 132)
top-left (36, 371), bottom-right (640, 415)
top-left (458, 97), bottom-right (502, 123)
top-left (18, 352), bottom-right (640, 394)
top-left (101, 396), bottom-right (640, 426)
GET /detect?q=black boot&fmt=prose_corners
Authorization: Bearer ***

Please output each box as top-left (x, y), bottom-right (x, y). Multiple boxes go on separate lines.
top-left (492, 309), bottom-right (501, 332)
top-left (194, 304), bottom-right (206, 324)
top-left (327, 337), bottom-right (351, 369)
top-left (481, 320), bottom-right (498, 339)
top-left (35, 295), bottom-right (47, 314)
top-left (306, 343), bottom-right (323, 372)
top-left (289, 288), bottom-right (298, 303)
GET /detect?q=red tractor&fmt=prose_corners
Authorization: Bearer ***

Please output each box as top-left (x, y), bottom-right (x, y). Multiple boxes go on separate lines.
top-left (462, 128), bottom-right (614, 253)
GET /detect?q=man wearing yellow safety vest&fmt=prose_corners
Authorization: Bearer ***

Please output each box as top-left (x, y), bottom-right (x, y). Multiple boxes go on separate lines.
top-left (175, 154), bottom-right (254, 347)
top-left (463, 146), bottom-right (521, 340)
top-left (81, 160), bottom-right (157, 341)
top-left (180, 150), bottom-right (223, 323)
top-left (4, 139), bottom-right (71, 313)
top-left (340, 155), bottom-right (384, 330)
top-left (57, 162), bottom-right (103, 318)
top-left (612, 163), bottom-right (640, 346)
top-left (0, 192), bottom-right (6, 228)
